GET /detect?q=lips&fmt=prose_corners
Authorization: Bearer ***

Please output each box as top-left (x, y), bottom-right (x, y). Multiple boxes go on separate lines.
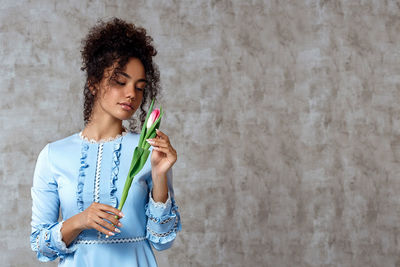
top-left (120, 102), bottom-right (133, 108)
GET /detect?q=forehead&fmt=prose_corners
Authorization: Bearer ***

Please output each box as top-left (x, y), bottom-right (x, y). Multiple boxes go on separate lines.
top-left (120, 58), bottom-right (146, 79)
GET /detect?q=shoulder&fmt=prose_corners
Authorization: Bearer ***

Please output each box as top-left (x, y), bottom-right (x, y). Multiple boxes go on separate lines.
top-left (124, 131), bottom-right (140, 141)
top-left (36, 132), bottom-right (82, 165)
top-left (48, 132), bottom-right (80, 152)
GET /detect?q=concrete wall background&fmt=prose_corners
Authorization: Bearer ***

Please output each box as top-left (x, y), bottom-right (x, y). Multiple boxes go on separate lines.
top-left (1, 0), bottom-right (400, 266)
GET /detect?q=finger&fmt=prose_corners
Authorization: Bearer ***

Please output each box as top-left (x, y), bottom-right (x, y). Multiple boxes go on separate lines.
top-left (95, 210), bottom-right (122, 231)
top-left (147, 139), bottom-right (169, 148)
top-left (152, 146), bottom-right (170, 153)
top-left (96, 208), bottom-right (123, 226)
top-left (97, 203), bottom-right (124, 218)
top-left (156, 129), bottom-right (169, 141)
top-left (96, 215), bottom-right (117, 232)
top-left (93, 216), bottom-right (118, 236)
top-left (104, 212), bottom-right (123, 227)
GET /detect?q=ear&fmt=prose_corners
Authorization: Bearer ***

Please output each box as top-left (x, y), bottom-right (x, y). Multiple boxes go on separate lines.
top-left (87, 78), bottom-right (98, 95)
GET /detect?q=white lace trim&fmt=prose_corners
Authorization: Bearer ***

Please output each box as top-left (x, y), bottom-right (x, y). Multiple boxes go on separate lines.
top-left (149, 213), bottom-right (175, 224)
top-left (75, 236), bottom-right (146, 244)
top-left (94, 144), bottom-right (104, 239)
top-left (149, 191), bottom-right (171, 208)
top-left (147, 217), bottom-right (179, 237)
top-left (78, 127), bottom-right (128, 144)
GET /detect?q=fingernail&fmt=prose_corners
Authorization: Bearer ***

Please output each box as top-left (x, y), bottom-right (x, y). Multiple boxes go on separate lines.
top-left (114, 228), bottom-right (121, 233)
top-left (119, 212), bottom-right (124, 217)
top-left (105, 235), bottom-right (109, 238)
top-left (109, 231), bottom-right (115, 236)
top-left (146, 139), bottom-right (154, 144)
top-left (118, 222), bottom-right (122, 227)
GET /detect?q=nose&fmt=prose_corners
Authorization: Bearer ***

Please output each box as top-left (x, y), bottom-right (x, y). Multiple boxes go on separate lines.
top-left (125, 82), bottom-right (137, 99)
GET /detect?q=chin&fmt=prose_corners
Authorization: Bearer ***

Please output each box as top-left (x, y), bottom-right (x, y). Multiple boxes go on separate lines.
top-left (117, 114), bottom-right (133, 121)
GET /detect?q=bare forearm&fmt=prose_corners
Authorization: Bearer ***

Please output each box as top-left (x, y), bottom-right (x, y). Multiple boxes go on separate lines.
top-left (151, 170), bottom-right (168, 203)
top-left (60, 214), bottom-right (83, 247)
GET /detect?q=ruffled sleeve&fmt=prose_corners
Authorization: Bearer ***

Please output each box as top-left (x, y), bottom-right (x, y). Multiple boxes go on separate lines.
top-left (30, 143), bottom-right (78, 262)
top-left (144, 167), bottom-right (182, 251)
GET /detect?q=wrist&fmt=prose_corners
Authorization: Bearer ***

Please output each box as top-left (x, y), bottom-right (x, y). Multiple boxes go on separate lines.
top-left (151, 169), bottom-right (166, 181)
top-left (72, 213), bottom-right (85, 232)
top-left (151, 180), bottom-right (168, 203)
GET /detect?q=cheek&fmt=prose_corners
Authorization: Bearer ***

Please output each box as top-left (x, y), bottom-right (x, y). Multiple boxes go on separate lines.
top-left (102, 88), bottom-right (121, 103)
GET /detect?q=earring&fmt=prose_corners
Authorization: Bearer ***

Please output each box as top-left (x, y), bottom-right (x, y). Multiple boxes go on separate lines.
top-left (92, 90), bottom-right (96, 95)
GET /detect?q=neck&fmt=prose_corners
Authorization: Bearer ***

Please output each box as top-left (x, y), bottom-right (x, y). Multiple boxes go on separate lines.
top-left (82, 105), bottom-right (125, 142)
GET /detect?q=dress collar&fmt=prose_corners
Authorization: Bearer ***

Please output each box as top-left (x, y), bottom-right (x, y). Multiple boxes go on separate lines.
top-left (78, 127), bottom-right (128, 144)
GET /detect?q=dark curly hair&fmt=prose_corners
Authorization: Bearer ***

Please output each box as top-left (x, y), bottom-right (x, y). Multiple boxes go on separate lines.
top-left (80, 17), bottom-right (161, 133)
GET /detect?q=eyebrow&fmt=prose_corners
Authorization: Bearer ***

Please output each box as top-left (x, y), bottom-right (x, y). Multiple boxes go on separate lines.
top-left (118, 71), bottom-right (147, 84)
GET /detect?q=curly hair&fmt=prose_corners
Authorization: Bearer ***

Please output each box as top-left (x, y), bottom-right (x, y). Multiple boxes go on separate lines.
top-left (80, 17), bottom-right (161, 133)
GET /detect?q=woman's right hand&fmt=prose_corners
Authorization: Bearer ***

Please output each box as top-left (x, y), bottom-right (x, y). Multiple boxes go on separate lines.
top-left (77, 202), bottom-right (124, 236)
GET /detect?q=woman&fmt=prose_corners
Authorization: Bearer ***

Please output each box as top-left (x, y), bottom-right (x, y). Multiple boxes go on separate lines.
top-left (30, 17), bottom-right (182, 266)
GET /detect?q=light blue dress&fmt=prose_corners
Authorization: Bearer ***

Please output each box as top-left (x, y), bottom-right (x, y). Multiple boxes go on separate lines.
top-left (30, 130), bottom-right (182, 266)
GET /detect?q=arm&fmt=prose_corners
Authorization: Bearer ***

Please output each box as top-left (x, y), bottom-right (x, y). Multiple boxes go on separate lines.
top-left (30, 143), bottom-right (78, 262)
top-left (60, 214), bottom-right (84, 247)
top-left (145, 167), bottom-right (182, 251)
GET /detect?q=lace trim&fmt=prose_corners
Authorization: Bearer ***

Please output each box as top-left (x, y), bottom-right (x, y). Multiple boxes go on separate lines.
top-left (149, 190), bottom-right (171, 208)
top-left (149, 214), bottom-right (175, 224)
top-left (78, 127), bottom-right (128, 144)
top-left (146, 216), bottom-right (180, 237)
top-left (75, 236), bottom-right (146, 244)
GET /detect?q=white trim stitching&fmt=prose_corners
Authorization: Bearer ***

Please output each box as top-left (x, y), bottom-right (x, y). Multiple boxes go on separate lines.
top-left (75, 236), bottom-right (146, 244)
top-left (94, 143), bottom-right (103, 203)
top-left (94, 143), bottom-right (104, 240)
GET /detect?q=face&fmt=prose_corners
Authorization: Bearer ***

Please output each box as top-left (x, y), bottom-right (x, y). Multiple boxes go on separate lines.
top-left (91, 57), bottom-right (147, 122)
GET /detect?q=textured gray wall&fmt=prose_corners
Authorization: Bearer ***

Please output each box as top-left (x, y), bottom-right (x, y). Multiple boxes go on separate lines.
top-left (1, 0), bottom-right (400, 266)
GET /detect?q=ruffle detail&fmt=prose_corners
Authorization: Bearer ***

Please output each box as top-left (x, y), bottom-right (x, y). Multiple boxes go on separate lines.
top-left (110, 140), bottom-right (123, 208)
top-left (30, 221), bottom-right (78, 262)
top-left (77, 143), bottom-right (89, 212)
top-left (145, 196), bottom-right (182, 244)
top-left (145, 204), bottom-right (177, 224)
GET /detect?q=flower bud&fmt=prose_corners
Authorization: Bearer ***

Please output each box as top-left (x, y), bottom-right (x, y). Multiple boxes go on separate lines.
top-left (146, 108), bottom-right (160, 129)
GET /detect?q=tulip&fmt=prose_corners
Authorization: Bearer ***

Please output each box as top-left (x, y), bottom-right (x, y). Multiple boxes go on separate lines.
top-left (110, 98), bottom-right (164, 229)
top-left (146, 108), bottom-right (160, 130)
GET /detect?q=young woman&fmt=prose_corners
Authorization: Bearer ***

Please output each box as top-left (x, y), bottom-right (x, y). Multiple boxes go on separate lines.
top-left (30, 17), bottom-right (182, 266)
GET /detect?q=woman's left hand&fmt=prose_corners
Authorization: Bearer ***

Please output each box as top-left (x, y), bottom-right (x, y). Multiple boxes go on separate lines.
top-left (146, 129), bottom-right (177, 178)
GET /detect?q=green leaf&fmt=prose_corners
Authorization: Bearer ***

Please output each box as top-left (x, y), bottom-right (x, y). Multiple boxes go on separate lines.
top-left (117, 147), bottom-right (151, 212)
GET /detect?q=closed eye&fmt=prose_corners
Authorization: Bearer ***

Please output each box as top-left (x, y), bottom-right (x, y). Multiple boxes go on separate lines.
top-left (115, 80), bottom-right (144, 91)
